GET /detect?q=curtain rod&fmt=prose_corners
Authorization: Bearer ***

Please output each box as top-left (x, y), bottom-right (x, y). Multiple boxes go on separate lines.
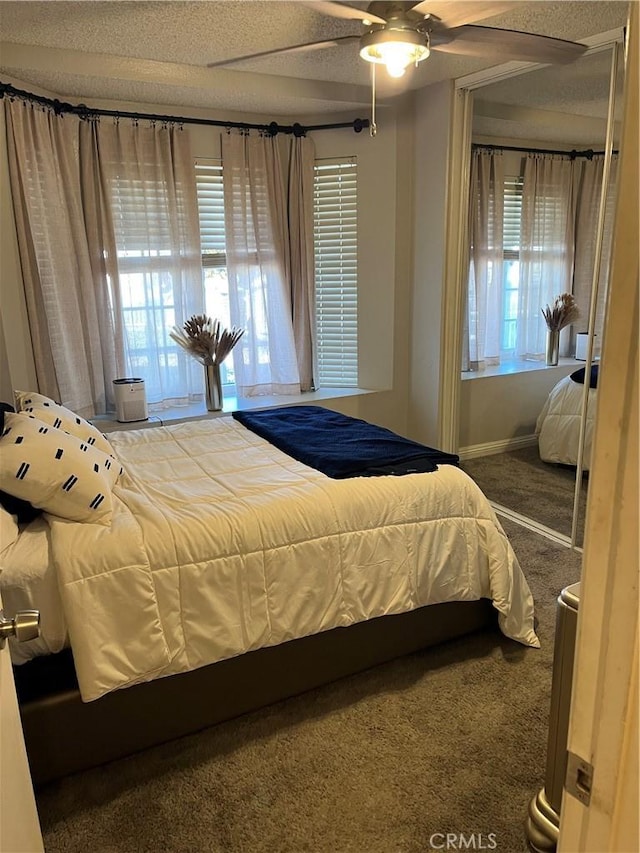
top-left (0, 81), bottom-right (370, 136)
top-left (472, 142), bottom-right (618, 160)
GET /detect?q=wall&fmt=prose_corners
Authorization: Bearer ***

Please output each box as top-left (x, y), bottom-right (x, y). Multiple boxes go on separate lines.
top-left (458, 362), bottom-right (579, 450)
top-left (408, 80), bottom-right (454, 447)
top-left (0, 76), bottom-right (416, 435)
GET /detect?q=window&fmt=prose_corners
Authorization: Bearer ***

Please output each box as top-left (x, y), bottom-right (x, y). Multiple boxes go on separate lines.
top-left (109, 175), bottom-right (189, 392)
top-left (467, 153), bottom-right (580, 370)
top-left (196, 156), bottom-right (359, 390)
top-left (194, 159), bottom-right (235, 388)
top-left (114, 156), bottom-right (359, 395)
top-left (313, 158), bottom-right (358, 387)
top-left (501, 175), bottom-right (524, 354)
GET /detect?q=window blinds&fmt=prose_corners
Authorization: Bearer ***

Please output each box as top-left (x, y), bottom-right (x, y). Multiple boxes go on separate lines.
top-left (313, 158), bottom-right (358, 387)
top-left (195, 159), bottom-right (226, 265)
top-left (503, 175), bottom-right (524, 255)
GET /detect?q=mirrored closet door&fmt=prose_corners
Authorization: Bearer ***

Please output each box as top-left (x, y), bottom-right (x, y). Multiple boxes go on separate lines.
top-left (454, 35), bottom-right (626, 547)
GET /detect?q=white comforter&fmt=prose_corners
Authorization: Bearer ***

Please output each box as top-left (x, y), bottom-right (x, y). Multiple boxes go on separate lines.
top-left (536, 374), bottom-right (596, 469)
top-left (45, 417), bottom-right (538, 701)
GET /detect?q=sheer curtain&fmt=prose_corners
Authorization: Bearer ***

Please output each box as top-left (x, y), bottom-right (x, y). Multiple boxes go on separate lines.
top-left (222, 131), bottom-right (300, 396)
top-left (79, 119), bottom-right (205, 408)
top-left (4, 98), bottom-right (115, 415)
top-left (464, 149), bottom-right (504, 370)
top-left (517, 154), bottom-right (577, 359)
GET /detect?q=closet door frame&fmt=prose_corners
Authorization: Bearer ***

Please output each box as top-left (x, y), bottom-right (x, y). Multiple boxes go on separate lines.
top-left (439, 28), bottom-right (625, 544)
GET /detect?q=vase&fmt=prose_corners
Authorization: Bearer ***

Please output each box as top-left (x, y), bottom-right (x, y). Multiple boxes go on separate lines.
top-left (546, 329), bottom-right (560, 366)
top-left (204, 363), bottom-right (222, 411)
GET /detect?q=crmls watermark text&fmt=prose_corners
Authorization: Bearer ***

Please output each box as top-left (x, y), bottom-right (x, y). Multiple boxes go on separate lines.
top-left (429, 833), bottom-right (498, 850)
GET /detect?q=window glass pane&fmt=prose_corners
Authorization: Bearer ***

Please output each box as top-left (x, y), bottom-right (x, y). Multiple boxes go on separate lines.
top-left (203, 266), bottom-right (235, 386)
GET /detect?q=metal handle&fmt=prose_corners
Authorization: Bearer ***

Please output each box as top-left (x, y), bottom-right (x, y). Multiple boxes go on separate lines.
top-left (0, 609), bottom-right (40, 649)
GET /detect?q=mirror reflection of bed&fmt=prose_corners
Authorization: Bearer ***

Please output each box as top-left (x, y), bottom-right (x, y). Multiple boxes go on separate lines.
top-left (457, 43), bottom-right (624, 547)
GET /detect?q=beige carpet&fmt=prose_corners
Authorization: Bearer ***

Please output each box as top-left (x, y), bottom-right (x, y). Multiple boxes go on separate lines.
top-left (36, 519), bottom-right (581, 853)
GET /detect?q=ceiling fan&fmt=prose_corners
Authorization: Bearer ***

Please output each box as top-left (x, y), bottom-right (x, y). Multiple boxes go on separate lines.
top-left (207, 1), bottom-right (589, 80)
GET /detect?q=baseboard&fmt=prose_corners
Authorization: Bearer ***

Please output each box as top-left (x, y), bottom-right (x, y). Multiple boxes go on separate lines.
top-left (459, 433), bottom-right (538, 461)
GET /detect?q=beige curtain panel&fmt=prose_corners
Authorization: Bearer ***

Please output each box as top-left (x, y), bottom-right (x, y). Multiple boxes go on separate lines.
top-left (287, 136), bottom-right (317, 392)
top-left (571, 155), bottom-right (618, 355)
top-left (4, 98), bottom-right (113, 416)
top-left (465, 149), bottom-right (505, 369)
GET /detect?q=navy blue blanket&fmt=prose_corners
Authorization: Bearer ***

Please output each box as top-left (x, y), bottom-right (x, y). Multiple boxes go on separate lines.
top-left (233, 406), bottom-right (459, 479)
top-left (570, 364), bottom-right (599, 389)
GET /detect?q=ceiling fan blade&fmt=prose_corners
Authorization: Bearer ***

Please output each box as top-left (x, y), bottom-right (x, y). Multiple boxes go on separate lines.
top-left (409, 2), bottom-right (519, 28)
top-left (431, 25), bottom-right (588, 64)
top-left (307, 2), bottom-right (387, 25)
top-left (207, 35), bottom-right (361, 68)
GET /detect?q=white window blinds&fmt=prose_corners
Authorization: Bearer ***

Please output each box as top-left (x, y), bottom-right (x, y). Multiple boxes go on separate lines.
top-left (503, 176), bottom-right (524, 255)
top-left (195, 159), bottom-right (226, 265)
top-left (313, 158), bottom-right (358, 387)
top-left (501, 175), bottom-right (524, 352)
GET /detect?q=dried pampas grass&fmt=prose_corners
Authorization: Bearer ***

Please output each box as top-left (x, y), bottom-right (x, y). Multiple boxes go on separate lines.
top-left (541, 293), bottom-right (580, 332)
top-left (170, 315), bottom-right (244, 367)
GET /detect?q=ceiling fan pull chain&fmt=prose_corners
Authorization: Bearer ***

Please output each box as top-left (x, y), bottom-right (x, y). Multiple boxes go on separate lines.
top-left (370, 63), bottom-right (377, 138)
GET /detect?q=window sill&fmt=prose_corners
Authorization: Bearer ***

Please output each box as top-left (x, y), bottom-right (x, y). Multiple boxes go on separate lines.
top-left (92, 387), bottom-right (376, 432)
top-left (460, 357), bottom-right (586, 381)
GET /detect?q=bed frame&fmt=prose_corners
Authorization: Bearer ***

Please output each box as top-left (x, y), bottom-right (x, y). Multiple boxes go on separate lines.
top-left (15, 598), bottom-right (497, 786)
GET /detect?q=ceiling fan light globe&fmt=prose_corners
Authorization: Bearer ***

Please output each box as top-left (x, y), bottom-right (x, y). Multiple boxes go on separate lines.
top-left (386, 62), bottom-right (407, 78)
top-left (359, 28), bottom-right (430, 76)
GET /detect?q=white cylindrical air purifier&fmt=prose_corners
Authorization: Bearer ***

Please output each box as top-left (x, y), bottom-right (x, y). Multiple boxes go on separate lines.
top-left (575, 333), bottom-right (594, 361)
top-left (113, 378), bottom-right (148, 423)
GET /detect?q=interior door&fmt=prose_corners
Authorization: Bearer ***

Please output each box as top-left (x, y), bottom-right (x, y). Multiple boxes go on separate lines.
top-left (0, 594), bottom-right (43, 853)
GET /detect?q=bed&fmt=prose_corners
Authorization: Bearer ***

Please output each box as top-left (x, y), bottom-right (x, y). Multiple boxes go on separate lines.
top-left (1, 399), bottom-right (539, 785)
top-left (536, 365), bottom-right (598, 470)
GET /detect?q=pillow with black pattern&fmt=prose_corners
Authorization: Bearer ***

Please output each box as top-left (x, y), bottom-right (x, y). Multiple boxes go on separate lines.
top-left (0, 402), bottom-right (42, 523)
top-left (14, 391), bottom-right (115, 457)
top-left (0, 411), bottom-right (123, 524)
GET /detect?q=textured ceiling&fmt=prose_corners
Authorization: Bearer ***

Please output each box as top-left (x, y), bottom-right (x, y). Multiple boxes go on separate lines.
top-left (472, 43), bottom-right (627, 145)
top-left (0, 1), bottom-right (630, 117)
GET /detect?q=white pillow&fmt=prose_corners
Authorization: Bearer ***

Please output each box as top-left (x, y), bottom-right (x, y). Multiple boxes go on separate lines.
top-left (0, 412), bottom-right (123, 524)
top-left (0, 506), bottom-right (20, 555)
top-left (14, 391), bottom-right (114, 457)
